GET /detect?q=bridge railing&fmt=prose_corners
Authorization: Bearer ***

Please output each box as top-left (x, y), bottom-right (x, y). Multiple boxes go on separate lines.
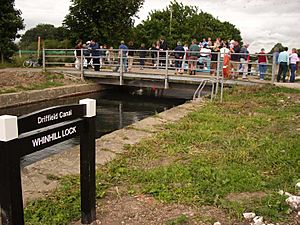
top-left (42, 48), bottom-right (275, 81)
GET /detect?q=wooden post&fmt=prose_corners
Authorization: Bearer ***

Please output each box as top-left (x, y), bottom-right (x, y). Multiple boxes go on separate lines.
top-left (79, 99), bottom-right (96, 224)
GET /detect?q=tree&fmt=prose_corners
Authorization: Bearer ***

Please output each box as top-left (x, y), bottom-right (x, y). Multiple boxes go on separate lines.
top-left (132, 1), bottom-right (242, 48)
top-left (19, 24), bottom-right (71, 49)
top-left (269, 43), bottom-right (286, 53)
top-left (63, 0), bottom-right (144, 47)
top-left (0, 0), bottom-right (24, 63)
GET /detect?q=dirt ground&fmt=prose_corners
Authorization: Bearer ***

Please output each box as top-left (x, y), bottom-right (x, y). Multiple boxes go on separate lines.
top-left (70, 189), bottom-right (299, 225)
top-left (0, 68), bottom-right (81, 90)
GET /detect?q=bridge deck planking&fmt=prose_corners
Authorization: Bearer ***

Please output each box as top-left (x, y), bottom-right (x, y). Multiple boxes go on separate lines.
top-left (46, 66), bottom-right (270, 87)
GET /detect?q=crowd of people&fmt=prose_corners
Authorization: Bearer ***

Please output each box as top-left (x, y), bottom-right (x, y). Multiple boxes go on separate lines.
top-left (74, 37), bottom-right (299, 82)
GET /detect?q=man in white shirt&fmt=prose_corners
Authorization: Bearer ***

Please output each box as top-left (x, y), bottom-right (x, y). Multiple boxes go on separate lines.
top-left (277, 47), bottom-right (289, 82)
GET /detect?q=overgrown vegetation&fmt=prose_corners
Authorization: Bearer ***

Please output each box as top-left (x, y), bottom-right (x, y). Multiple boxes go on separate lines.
top-left (24, 85), bottom-right (300, 224)
top-left (0, 73), bottom-right (65, 94)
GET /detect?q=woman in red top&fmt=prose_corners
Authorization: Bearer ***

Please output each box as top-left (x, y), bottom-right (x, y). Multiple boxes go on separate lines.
top-left (258, 48), bottom-right (268, 80)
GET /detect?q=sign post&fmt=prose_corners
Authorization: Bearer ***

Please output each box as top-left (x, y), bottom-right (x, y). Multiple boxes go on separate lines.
top-left (0, 99), bottom-right (97, 225)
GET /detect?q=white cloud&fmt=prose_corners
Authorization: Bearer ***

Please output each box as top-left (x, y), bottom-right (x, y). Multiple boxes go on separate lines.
top-left (15, 0), bottom-right (300, 52)
top-left (15, 0), bottom-right (70, 30)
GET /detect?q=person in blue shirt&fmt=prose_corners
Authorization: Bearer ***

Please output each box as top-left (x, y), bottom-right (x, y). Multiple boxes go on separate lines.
top-left (277, 47), bottom-right (289, 82)
top-left (114, 40), bottom-right (128, 72)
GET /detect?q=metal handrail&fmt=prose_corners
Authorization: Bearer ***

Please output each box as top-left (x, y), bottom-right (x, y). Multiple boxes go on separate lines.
top-left (193, 78), bottom-right (217, 101)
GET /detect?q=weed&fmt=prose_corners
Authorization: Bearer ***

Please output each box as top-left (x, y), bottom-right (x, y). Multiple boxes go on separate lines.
top-left (166, 214), bottom-right (189, 225)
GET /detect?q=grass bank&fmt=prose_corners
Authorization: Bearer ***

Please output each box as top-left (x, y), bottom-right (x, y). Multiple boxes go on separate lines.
top-left (24, 85), bottom-right (300, 224)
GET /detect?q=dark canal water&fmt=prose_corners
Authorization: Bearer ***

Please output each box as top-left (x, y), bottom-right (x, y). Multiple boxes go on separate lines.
top-left (0, 87), bottom-right (187, 166)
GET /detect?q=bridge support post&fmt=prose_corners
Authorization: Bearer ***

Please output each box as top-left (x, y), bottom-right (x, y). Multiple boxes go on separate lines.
top-left (164, 50), bottom-right (169, 89)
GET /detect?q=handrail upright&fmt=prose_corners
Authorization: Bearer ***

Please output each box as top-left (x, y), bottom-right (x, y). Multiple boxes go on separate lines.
top-left (120, 49), bottom-right (123, 85)
top-left (42, 48), bottom-right (46, 72)
top-left (164, 50), bottom-right (169, 89)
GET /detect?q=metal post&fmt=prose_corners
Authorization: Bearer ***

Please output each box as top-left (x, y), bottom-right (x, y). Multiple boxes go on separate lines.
top-left (211, 82), bottom-right (215, 101)
top-left (215, 52), bottom-right (221, 96)
top-left (164, 50), bottom-right (169, 89)
top-left (221, 63), bottom-right (224, 103)
top-left (19, 50), bottom-right (22, 59)
top-left (156, 51), bottom-right (159, 69)
top-left (79, 99), bottom-right (96, 224)
top-left (80, 48), bottom-right (84, 80)
top-left (42, 48), bottom-right (46, 72)
top-left (120, 50), bottom-right (123, 85)
top-left (271, 53), bottom-right (275, 84)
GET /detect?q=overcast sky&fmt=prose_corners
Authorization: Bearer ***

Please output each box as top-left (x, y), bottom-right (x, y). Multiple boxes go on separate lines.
top-left (15, 0), bottom-right (299, 53)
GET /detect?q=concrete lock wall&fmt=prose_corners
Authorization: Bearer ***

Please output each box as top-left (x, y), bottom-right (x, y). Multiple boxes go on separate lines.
top-left (0, 84), bottom-right (104, 109)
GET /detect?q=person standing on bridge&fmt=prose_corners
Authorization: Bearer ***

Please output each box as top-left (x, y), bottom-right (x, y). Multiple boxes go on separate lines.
top-left (75, 39), bottom-right (83, 70)
top-left (239, 43), bottom-right (249, 79)
top-left (188, 39), bottom-right (200, 75)
top-left (277, 47), bottom-right (289, 82)
top-left (115, 40), bottom-right (128, 72)
top-left (89, 39), bottom-right (100, 71)
top-left (258, 48), bottom-right (268, 80)
top-left (230, 41), bottom-right (241, 79)
top-left (128, 41), bottom-right (134, 72)
top-left (174, 41), bottom-right (185, 75)
top-left (139, 43), bottom-right (147, 70)
top-left (289, 48), bottom-right (299, 82)
top-left (159, 36), bottom-right (168, 67)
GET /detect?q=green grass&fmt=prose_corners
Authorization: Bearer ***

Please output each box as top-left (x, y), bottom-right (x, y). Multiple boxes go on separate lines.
top-left (24, 85), bottom-right (300, 224)
top-left (166, 214), bottom-right (189, 225)
top-left (24, 175), bottom-right (107, 225)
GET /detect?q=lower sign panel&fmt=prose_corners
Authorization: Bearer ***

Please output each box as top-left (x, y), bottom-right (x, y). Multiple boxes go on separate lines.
top-left (17, 119), bottom-right (83, 157)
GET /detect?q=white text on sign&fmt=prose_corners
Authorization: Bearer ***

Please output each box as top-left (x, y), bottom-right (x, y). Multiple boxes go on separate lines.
top-left (31, 126), bottom-right (77, 147)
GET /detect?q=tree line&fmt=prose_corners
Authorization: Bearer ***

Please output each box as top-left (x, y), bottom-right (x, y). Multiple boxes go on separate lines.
top-left (2, 0), bottom-right (245, 62)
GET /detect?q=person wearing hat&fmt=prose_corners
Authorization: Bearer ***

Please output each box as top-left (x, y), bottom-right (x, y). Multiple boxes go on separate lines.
top-left (258, 48), bottom-right (268, 80)
top-left (174, 41), bottom-right (185, 74)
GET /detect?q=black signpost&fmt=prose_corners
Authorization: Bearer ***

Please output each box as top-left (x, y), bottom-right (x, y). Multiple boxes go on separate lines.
top-left (0, 99), bottom-right (97, 225)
